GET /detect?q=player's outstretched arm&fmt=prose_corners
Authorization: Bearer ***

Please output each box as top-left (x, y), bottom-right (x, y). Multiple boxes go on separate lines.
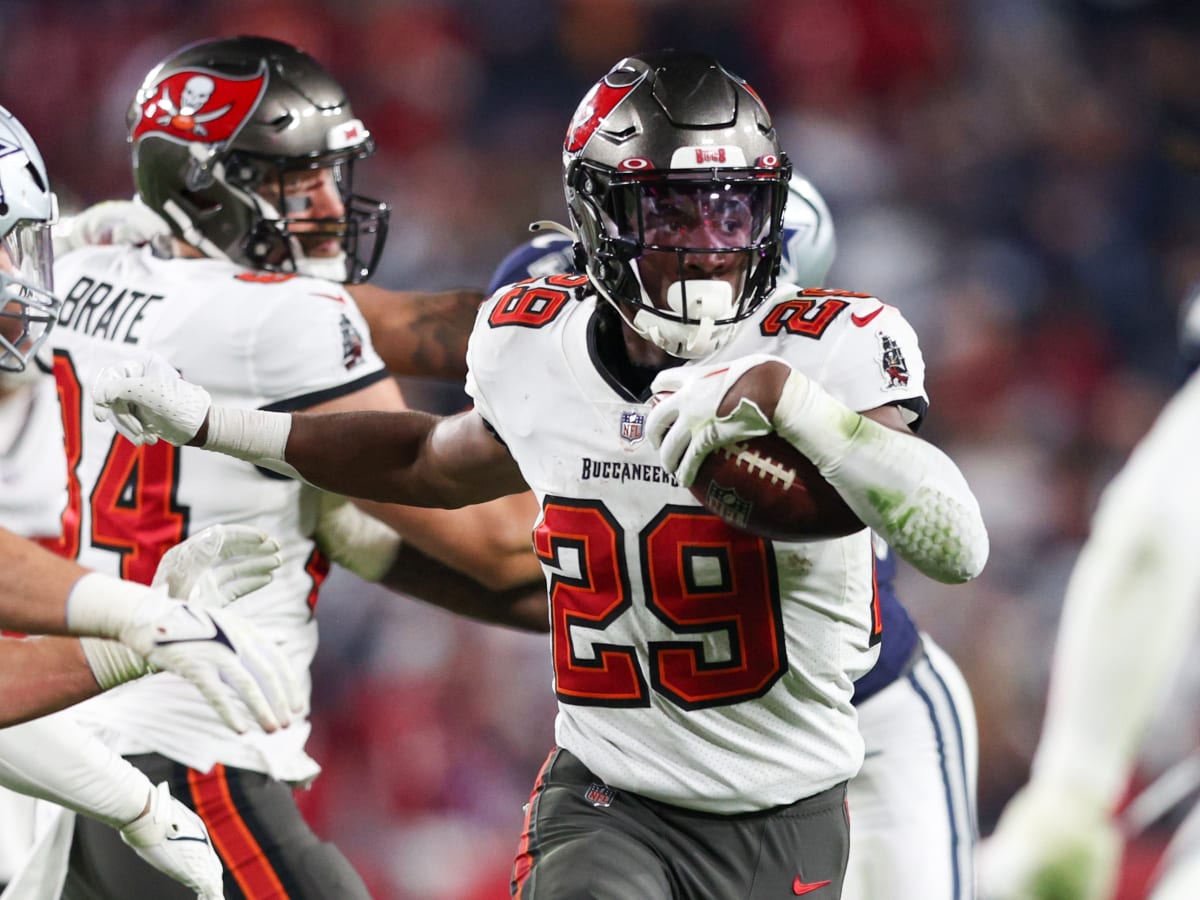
top-left (91, 362), bottom-right (522, 508)
top-left (647, 355), bottom-right (989, 584)
top-left (313, 492), bottom-right (547, 631)
top-left (0, 716), bottom-right (225, 899)
top-left (0, 525), bottom-right (299, 732)
top-left (979, 371), bottom-right (1200, 900)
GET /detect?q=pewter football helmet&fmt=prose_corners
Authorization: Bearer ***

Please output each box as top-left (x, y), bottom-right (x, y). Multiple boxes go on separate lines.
top-left (0, 106), bottom-right (58, 374)
top-left (563, 51), bottom-right (791, 358)
top-left (128, 36), bottom-right (389, 283)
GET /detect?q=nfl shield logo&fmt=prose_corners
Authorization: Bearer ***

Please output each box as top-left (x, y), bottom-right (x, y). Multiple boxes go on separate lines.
top-left (705, 483), bottom-right (754, 530)
top-left (620, 410), bottom-right (645, 445)
top-left (584, 782), bottom-right (616, 807)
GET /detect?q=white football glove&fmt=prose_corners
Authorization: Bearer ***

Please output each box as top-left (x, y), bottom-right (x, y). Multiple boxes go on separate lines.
top-left (978, 782), bottom-right (1121, 900)
top-left (120, 781), bottom-right (225, 900)
top-left (646, 354), bottom-right (782, 487)
top-left (53, 199), bottom-right (171, 256)
top-left (93, 359), bottom-right (211, 447)
top-left (69, 572), bottom-right (303, 733)
top-left (123, 596), bottom-right (303, 734)
top-left (81, 525), bottom-right (284, 690)
top-left (152, 524), bottom-right (282, 608)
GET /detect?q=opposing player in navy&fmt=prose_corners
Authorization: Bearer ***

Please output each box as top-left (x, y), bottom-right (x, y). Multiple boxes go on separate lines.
top-left (93, 51), bottom-right (988, 899)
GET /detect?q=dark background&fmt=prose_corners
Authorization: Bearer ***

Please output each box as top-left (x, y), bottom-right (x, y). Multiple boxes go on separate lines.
top-left (6, 1), bottom-right (1200, 896)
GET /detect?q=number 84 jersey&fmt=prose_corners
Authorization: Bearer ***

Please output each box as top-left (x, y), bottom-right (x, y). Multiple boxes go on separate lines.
top-left (466, 276), bottom-right (925, 815)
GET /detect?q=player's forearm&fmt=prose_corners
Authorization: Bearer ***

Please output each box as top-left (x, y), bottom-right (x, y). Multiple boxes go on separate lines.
top-left (0, 528), bottom-right (83, 634)
top-left (0, 714), bottom-right (148, 827)
top-left (773, 371), bottom-right (989, 584)
top-left (378, 542), bottom-right (549, 632)
top-left (362, 493), bottom-right (543, 590)
top-left (194, 404), bottom-right (451, 504)
top-left (285, 408), bottom-right (461, 504)
top-left (0, 637), bottom-right (101, 725)
top-left (349, 285), bottom-right (483, 379)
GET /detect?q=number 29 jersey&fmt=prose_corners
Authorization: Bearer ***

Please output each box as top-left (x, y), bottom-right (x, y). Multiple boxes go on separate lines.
top-left (466, 276), bottom-right (929, 815)
top-left (43, 244), bottom-right (387, 781)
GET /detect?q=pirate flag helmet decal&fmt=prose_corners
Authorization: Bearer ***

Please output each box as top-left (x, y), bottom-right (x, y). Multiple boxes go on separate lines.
top-left (128, 35), bottom-right (389, 284)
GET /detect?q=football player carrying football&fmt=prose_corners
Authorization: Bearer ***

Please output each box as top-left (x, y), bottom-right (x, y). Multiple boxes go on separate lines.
top-left (93, 51), bottom-right (988, 899)
top-left (488, 171), bottom-right (982, 900)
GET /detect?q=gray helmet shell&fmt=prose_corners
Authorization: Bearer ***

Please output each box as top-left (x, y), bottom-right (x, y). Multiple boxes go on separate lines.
top-left (563, 51), bottom-right (791, 358)
top-left (128, 36), bottom-right (388, 283)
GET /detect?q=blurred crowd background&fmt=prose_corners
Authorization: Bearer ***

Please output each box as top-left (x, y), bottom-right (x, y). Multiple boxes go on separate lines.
top-left (6, 0), bottom-right (1200, 896)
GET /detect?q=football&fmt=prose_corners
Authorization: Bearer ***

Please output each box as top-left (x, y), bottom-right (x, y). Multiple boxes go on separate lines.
top-left (684, 361), bottom-right (865, 541)
top-left (691, 434), bottom-right (864, 541)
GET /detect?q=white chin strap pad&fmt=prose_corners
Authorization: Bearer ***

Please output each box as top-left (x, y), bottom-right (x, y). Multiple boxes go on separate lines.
top-left (632, 279), bottom-right (736, 359)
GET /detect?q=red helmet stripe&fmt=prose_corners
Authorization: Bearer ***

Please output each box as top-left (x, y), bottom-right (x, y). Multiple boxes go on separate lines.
top-left (564, 75), bottom-right (642, 153)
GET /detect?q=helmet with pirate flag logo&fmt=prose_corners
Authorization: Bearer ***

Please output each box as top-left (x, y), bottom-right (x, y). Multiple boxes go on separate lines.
top-left (128, 35), bottom-right (389, 284)
top-left (0, 105), bottom-right (59, 375)
top-left (563, 50), bottom-right (791, 359)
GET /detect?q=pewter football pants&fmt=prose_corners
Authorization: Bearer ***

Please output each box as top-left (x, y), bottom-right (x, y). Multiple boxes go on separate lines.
top-left (63, 753), bottom-right (371, 900)
top-left (511, 747), bottom-right (849, 899)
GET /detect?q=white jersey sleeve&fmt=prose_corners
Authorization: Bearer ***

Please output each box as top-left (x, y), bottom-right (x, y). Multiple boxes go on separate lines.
top-left (716, 287), bottom-right (929, 423)
top-left (1031, 367), bottom-right (1200, 807)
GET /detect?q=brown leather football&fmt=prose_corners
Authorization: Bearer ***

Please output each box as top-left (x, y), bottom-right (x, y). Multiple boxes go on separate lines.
top-left (687, 362), bottom-right (865, 541)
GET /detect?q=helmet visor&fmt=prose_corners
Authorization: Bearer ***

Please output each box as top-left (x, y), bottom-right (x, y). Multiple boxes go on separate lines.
top-left (0, 223), bottom-right (58, 372)
top-left (607, 176), bottom-right (783, 326)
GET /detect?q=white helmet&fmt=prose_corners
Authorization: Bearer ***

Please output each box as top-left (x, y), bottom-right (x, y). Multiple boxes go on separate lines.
top-left (778, 173), bottom-right (836, 288)
top-left (0, 106), bottom-right (58, 374)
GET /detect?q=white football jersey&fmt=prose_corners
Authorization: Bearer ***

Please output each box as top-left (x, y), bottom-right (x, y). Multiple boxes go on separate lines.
top-left (466, 276), bottom-right (928, 814)
top-left (0, 375), bottom-right (66, 541)
top-left (43, 244), bottom-right (387, 781)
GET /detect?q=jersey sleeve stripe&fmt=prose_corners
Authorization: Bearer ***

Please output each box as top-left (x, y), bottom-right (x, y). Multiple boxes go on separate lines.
top-left (259, 368), bottom-right (390, 413)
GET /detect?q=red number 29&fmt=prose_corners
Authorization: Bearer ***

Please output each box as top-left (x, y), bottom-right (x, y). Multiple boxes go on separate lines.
top-left (535, 498), bottom-right (786, 710)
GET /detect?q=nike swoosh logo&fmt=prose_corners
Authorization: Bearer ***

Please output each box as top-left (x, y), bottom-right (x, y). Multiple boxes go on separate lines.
top-left (850, 306), bottom-right (883, 328)
top-left (155, 608), bottom-right (235, 652)
top-left (793, 876), bottom-right (832, 895)
top-left (165, 833), bottom-right (212, 845)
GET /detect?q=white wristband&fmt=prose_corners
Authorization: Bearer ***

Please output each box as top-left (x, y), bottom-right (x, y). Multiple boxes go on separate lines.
top-left (65, 572), bottom-right (154, 640)
top-left (80, 638), bottom-right (152, 690)
top-left (204, 406), bottom-right (292, 463)
top-left (314, 494), bottom-right (403, 582)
